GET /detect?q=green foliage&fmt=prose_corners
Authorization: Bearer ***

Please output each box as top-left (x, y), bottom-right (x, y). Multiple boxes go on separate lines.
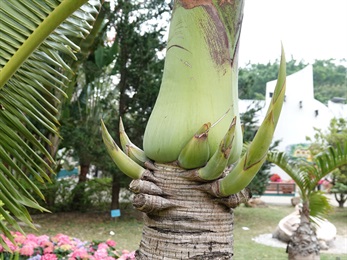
top-left (26, 177), bottom-right (124, 213)
top-left (239, 59), bottom-right (347, 104)
top-left (239, 59), bottom-right (306, 99)
top-left (0, 0), bottom-right (101, 244)
top-left (309, 191), bottom-right (333, 221)
top-left (313, 59), bottom-right (347, 104)
top-left (267, 142), bottom-right (347, 219)
top-left (309, 118), bottom-right (347, 150)
top-left (58, 1), bottom-right (168, 210)
top-left (105, 0), bottom-right (167, 146)
top-left (331, 182), bottom-right (347, 194)
top-left (0, 200), bottom-right (8, 221)
top-left (60, 0), bottom-right (167, 164)
top-left (307, 118), bottom-right (347, 207)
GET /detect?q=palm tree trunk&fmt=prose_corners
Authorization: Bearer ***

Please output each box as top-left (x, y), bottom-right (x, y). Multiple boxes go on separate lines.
top-left (287, 201), bottom-right (320, 260)
top-left (134, 164), bottom-right (235, 259)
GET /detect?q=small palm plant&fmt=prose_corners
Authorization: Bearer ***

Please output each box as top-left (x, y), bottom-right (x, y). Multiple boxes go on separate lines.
top-left (267, 142), bottom-right (347, 260)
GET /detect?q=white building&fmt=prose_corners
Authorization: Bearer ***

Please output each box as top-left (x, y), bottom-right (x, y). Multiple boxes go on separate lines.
top-left (239, 65), bottom-right (347, 180)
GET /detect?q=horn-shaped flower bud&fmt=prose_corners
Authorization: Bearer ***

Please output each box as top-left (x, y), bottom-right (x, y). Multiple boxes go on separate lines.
top-left (215, 46), bottom-right (287, 197)
top-left (197, 117), bottom-right (237, 181)
top-left (119, 117), bottom-right (155, 169)
top-left (101, 120), bottom-right (147, 179)
top-left (178, 123), bottom-right (211, 169)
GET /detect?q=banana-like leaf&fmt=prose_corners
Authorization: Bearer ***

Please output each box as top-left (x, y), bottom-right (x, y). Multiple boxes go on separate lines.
top-left (0, 0), bottom-right (101, 246)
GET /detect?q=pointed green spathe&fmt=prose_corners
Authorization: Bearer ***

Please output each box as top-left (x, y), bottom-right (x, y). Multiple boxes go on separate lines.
top-left (218, 46), bottom-right (286, 196)
top-left (198, 117), bottom-right (237, 181)
top-left (101, 120), bottom-right (146, 179)
top-left (178, 123), bottom-right (211, 169)
top-left (119, 117), bottom-right (150, 166)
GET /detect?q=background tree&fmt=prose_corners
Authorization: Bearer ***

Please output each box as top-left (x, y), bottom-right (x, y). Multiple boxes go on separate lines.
top-left (59, 0), bottom-right (168, 210)
top-left (313, 59), bottom-right (347, 104)
top-left (239, 59), bottom-right (347, 104)
top-left (239, 59), bottom-right (306, 99)
top-left (267, 142), bottom-right (347, 260)
top-left (307, 118), bottom-right (347, 207)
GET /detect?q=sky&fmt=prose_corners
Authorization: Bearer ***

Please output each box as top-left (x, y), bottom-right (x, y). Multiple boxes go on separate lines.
top-left (238, 0), bottom-right (347, 67)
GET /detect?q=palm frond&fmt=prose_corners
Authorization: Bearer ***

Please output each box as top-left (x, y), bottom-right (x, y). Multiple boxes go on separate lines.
top-left (314, 141), bottom-right (347, 177)
top-left (0, 0), bottom-right (101, 245)
top-left (266, 151), bottom-right (306, 194)
top-left (267, 142), bottom-right (347, 220)
top-left (309, 191), bottom-right (333, 223)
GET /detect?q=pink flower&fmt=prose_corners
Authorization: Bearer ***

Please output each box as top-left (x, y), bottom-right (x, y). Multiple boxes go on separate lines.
top-left (41, 253), bottom-right (58, 260)
top-left (43, 244), bottom-right (54, 254)
top-left (37, 235), bottom-right (50, 246)
top-left (41, 240), bottom-right (54, 248)
top-left (19, 243), bottom-right (35, 256)
top-left (97, 242), bottom-right (108, 250)
top-left (106, 239), bottom-right (116, 247)
top-left (1, 232), bottom-right (133, 260)
top-left (94, 248), bottom-right (108, 259)
top-left (119, 251), bottom-right (136, 260)
top-left (13, 232), bottom-right (26, 245)
top-left (69, 247), bottom-right (90, 259)
top-left (59, 243), bottom-right (72, 251)
top-left (53, 234), bottom-right (71, 246)
top-left (0, 234), bottom-right (17, 252)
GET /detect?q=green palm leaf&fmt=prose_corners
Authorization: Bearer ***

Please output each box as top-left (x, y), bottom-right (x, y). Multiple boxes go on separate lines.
top-left (266, 151), bottom-right (308, 197)
top-left (267, 141), bottom-right (347, 219)
top-left (0, 0), bottom-right (101, 246)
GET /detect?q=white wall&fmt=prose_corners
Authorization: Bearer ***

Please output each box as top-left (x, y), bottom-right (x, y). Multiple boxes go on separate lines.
top-left (265, 65), bottom-right (334, 153)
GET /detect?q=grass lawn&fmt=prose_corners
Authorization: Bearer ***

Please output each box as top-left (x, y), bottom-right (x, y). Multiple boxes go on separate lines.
top-left (22, 203), bottom-right (347, 259)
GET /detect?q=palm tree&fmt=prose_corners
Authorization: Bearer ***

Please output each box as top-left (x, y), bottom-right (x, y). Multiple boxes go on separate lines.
top-left (101, 1), bottom-right (286, 258)
top-left (267, 142), bottom-right (347, 260)
top-left (0, 0), bottom-right (101, 247)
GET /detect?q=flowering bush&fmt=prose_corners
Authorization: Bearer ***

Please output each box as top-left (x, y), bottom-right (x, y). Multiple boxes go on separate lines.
top-left (270, 173), bottom-right (282, 182)
top-left (0, 232), bottom-right (135, 260)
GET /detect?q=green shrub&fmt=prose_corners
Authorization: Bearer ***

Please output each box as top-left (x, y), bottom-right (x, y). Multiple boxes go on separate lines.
top-left (23, 177), bottom-right (116, 213)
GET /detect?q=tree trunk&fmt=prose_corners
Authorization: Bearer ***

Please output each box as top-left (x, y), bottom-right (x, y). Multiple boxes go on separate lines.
top-left (78, 164), bottom-right (90, 183)
top-left (71, 163), bottom-right (90, 210)
top-left (111, 174), bottom-right (120, 210)
top-left (134, 164), bottom-right (236, 259)
top-left (334, 193), bottom-right (346, 208)
top-left (287, 201), bottom-right (320, 260)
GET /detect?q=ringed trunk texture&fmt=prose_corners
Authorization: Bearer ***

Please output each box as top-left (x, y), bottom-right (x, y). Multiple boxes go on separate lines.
top-left (287, 202), bottom-right (320, 260)
top-left (135, 164), bottom-right (234, 259)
